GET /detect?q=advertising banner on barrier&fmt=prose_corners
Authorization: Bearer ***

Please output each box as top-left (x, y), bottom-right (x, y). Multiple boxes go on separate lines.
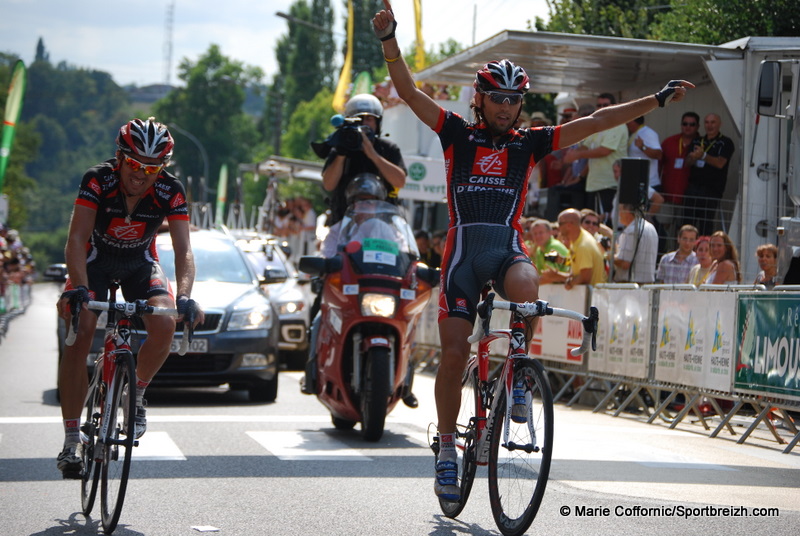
top-left (589, 288), bottom-right (650, 379)
top-left (530, 284), bottom-right (588, 364)
top-left (736, 293), bottom-right (800, 401)
top-left (655, 290), bottom-right (735, 390)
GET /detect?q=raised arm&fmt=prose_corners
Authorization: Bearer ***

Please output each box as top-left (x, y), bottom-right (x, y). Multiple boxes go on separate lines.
top-left (372, 2), bottom-right (441, 130)
top-left (559, 81), bottom-right (695, 149)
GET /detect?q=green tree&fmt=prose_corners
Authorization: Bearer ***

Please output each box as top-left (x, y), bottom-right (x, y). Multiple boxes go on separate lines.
top-left (281, 88), bottom-right (336, 161)
top-left (350, 0), bottom-right (384, 76)
top-left (153, 45), bottom-right (263, 203)
top-left (264, 0), bottom-right (335, 156)
top-left (544, 0), bottom-right (664, 39)
top-left (650, 0), bottom-right (800, 44)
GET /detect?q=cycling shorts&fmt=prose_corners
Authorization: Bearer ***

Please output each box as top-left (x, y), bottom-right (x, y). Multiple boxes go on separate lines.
top-left (65, 256), bottom-right (172, 309)
top-left (438, 224), bottom-right (532, 323)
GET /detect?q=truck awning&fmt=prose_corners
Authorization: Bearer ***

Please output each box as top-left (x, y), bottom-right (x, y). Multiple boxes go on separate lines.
top-left (415, 31), bottom-right (743, 97)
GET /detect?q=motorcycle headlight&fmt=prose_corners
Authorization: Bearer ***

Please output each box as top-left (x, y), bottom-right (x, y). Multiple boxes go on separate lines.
top-left (360, 293), bottom-right (397, 318)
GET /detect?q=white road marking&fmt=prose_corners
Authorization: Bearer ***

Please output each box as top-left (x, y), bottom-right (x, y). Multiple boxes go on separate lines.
top-left (247, 431), bottom-right (372, 461)
top-left (132, 431), bottom-right (186, 461)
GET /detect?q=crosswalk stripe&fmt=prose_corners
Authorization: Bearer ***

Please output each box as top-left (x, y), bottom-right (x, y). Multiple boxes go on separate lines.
top-left (247, 431), bottom-right (372, 461)
top-left (132, 431), bottom-right (186, 461)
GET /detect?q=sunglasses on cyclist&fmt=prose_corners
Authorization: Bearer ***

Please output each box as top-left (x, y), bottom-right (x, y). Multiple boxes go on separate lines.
top-left (483, 91), bottom-right (523, 106)
top-left (123, 155), bottom-right (164, 175)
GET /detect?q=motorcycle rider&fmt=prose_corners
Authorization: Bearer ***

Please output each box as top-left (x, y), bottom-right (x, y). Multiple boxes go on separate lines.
top-left (302, 175), bottom-right (419, 408)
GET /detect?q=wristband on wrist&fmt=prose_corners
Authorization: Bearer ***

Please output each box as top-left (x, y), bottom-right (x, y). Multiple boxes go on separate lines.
top-left (385, 53), bottom-right (401, 64)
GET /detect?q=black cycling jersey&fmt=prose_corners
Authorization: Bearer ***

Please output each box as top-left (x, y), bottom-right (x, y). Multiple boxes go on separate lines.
top-left (71, 158), bottom-right (189, 301)
top-left (75, 158), bottom-right (189, 261)
top-left (433, 108), bottom-right (561, 322)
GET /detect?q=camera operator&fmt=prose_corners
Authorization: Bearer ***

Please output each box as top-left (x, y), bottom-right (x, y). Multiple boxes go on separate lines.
top-left (321, 94), bottom-right (407, 229)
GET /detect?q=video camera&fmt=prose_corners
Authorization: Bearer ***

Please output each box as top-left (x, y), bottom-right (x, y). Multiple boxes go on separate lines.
top-left (311, 114), bottom-right (376, 159)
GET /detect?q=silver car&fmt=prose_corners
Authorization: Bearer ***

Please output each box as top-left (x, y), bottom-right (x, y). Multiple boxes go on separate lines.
top-left (236, 235), bottom-right (313, 370)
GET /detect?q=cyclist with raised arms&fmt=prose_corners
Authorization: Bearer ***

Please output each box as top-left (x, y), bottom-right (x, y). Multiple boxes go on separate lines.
top-left (56, 117), bottom-right (204, 479)
top-left (372, 0), bottom-right (694, 500)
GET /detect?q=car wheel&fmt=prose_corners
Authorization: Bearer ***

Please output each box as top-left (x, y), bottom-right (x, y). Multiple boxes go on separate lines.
top-left (249, 374), bottom-right (278, 403)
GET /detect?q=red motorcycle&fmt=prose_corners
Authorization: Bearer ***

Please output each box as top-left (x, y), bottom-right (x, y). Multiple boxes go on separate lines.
top-left (300, 200), bottom-right (439, 441)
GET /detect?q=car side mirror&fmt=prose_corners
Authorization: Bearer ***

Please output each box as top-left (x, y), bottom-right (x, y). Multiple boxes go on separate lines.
top-left (262, 268), bottom-right (288, 284)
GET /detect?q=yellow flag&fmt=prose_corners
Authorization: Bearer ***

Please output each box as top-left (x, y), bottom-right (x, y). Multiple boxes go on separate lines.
top-left (414, 0), bottom-right (425, 70)
top-left (332, 0), bottom-right (354, 113)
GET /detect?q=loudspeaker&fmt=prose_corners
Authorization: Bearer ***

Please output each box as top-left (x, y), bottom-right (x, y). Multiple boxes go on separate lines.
top-left (619, 158), bottom-right (649, 207)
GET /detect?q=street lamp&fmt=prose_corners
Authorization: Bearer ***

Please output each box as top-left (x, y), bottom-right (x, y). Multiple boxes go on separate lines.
top-left (168, 122), bottom-right (210, 202)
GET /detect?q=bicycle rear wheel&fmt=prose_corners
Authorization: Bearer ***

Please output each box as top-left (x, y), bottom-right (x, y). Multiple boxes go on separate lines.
top-left (439, 359), bottom-right (481, 518)
top-left (488, 358), bottom-right (553, 536)
top-left (80, 376), bottom-right (102, 515)
top-left (100, 351), bottom-right (137, 534)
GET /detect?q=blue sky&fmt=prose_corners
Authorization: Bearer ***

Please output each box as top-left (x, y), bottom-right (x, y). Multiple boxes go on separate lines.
top-left (0, 0), bottom-right (548, 87)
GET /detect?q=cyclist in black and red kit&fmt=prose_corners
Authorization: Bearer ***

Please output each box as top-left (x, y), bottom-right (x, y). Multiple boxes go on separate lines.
top-left (55, 117), bottom-right (204, 478)
top-left (373, 0), bottom-right (694, 500)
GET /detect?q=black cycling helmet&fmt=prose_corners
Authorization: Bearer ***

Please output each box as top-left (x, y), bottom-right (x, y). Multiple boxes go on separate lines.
top-left (474, 59), bottom-right (530, 94)
top-left (345, 173), bottom-right (387, 206)
top-left (117, 117), bottom-right (174, 161)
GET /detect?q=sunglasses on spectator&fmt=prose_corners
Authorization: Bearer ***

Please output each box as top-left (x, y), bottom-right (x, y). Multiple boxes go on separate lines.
top-left (124, 155), bottom-right (164, 175)
top-left (682, 121), bottom-right (697, 126)
top-left (483, 91), bottom-right (523, 105)
top-left (583, 220), bottom-right (599, 226)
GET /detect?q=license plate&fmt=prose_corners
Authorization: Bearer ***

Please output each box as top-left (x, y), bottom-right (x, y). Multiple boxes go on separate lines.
top-left (171, 338), bottom-right (208, 353)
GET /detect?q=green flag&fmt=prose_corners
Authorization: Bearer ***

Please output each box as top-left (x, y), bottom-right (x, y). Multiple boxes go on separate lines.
top-left (215, 163), bottom-right (228, 227)
top-left (0, 60), bottom-right (27, 191)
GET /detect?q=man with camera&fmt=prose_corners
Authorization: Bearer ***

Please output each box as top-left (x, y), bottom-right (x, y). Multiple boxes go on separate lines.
top-left (321, 94), bottom-right (407, 229)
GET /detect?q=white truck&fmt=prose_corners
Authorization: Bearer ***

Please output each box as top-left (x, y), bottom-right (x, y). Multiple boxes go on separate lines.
top-left (382, 32), bottom-right (800, 282)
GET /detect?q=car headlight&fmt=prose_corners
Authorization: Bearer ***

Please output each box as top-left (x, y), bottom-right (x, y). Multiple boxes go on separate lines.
top-left (360, 293), bottom-right (397, 318)
top-left (229, 293), bottom-right (273, 330)
top-left (278, 301), bottom-right (304, 315)
top-left (229, 307), bottom-right (272, 330)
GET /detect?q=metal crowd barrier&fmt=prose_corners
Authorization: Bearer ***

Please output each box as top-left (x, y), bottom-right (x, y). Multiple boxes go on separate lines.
top-left (410, 283), bottom-right (800, 454)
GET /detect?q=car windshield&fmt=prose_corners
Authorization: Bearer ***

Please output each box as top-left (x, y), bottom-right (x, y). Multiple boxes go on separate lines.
top-left (157, 234), bottom-right (255, 283)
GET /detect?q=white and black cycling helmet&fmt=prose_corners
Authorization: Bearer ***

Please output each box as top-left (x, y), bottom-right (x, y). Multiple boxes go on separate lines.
top-left (474, 59), bottom-right (530, 94)
top-left (345, 173), bottom-right (387, 206)
top-left (117, 117), bottom-right (174, 161)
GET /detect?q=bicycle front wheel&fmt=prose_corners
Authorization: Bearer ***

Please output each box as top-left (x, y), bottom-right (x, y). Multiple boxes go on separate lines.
top-left (488, 358), bottom-right (553, 536)
top-left (439, 360), bottom-right (481, 518)
top-left (100, 351), bottom-right (137, 534)
top-left (80, 375), bottom-right (102, 515)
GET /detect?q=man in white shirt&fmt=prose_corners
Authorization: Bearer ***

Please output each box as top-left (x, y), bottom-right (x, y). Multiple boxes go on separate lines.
top-left (614, 203), bottom-right (659, 283)
top-left (626, 116), bottom-right (663, 189)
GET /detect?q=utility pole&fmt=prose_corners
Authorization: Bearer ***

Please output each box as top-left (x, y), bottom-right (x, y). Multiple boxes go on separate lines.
top-left (164, 0), bottom-right (175, 86)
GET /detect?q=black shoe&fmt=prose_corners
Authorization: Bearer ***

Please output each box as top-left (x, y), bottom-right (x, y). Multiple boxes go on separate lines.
top-left (300, 376), bottom-right (315, 395)
top-left (403, 392), bottom-right (419, 408)
top-left (57, 445), bottom-right (84, 479)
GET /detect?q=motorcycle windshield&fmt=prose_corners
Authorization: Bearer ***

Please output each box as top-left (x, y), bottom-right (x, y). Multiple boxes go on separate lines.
top-left (338, 200), bottom-right (419, 276)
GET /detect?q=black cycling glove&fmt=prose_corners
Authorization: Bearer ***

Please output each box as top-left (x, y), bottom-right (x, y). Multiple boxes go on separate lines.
top-left (61, 285), bottom-right (91, 310)
top-left (655, 80), bottom-right (682, 107)
top-left (177, 295), bottom-right (198, 323)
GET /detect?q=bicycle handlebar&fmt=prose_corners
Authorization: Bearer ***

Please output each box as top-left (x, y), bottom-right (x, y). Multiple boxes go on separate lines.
top-left (467, 295), bottom-right (598, 356)
top-left (65, 300), bottom-right (193, 356)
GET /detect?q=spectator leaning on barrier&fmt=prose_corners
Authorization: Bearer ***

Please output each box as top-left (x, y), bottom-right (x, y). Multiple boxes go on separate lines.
top-left (686, 236), bottom-right (713, 285)
top-left (656, 224), bottom-right (699, 284)
top-left (613, 203), bottom-right (659, 284)
top-left (530, 219), bottom-right (570, 284)
top-left (753, 243), bottom-right (778, 289)
top-left (707, 230), bottom-right (741, 284)
top-left (552, 209), bottom-right (606, 289)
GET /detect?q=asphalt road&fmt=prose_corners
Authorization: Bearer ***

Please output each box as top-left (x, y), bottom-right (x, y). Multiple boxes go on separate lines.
top-left (1, 284), bottom-right (798, 535)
